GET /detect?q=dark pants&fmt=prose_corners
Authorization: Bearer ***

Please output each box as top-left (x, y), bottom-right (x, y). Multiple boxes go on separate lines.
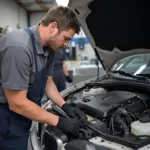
top-left (0, 105), bottom-right (30, 150)
top-left (53, 69), bottom-right (66, 92)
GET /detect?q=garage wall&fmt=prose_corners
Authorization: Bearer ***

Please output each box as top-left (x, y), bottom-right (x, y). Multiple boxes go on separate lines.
top-left (30, 12), bottom-right (46, 26)
top-left (76, 44), bottom-right (95, 60)
top-left (0, 0), bottom-right (27, 31)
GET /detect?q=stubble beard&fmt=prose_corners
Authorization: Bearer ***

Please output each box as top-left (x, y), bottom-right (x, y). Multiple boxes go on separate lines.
top-left (46, 36), bottom-right (58, 52)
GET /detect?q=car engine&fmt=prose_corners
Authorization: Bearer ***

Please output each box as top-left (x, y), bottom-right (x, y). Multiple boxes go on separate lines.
top-left (41, 86), bottom-right (150, 150)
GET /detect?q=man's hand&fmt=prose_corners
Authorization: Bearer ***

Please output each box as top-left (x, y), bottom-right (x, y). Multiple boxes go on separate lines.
top-left (56, 117), bottom-right (83, 136)
top-left (61, 103), bottom-right (87, 123)
top-left (65, 75), bottom-right (73, 83)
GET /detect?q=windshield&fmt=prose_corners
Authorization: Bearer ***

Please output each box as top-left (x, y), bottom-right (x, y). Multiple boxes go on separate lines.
top-left (112, 54), bottom-right (150, 75)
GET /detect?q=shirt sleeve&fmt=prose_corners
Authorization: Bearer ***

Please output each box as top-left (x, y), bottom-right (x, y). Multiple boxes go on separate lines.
top-left (1, 46), bottom-right (31, 90)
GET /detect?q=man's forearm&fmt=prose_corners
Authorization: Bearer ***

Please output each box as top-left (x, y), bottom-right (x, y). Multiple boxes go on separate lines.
top-left (63, 61), bottom-right (69, 76)
top-left (10, 98), bottom-right (59, 126)
top-left (45, 79), bottom-right (65, 107)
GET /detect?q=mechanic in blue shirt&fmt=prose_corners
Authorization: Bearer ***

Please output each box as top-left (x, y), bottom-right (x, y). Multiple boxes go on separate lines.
top-left (53, 48), bottom-right (73, 92)
top-left (0, 6), bottom-right (86, 150)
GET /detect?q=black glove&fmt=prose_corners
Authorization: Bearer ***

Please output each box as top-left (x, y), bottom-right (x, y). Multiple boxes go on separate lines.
top-left (56, 117), bottom-right (83, 135)
top-left (61, 103), bottom-right (87, 123)
top-left (65, 75), bottom-right (73, 83)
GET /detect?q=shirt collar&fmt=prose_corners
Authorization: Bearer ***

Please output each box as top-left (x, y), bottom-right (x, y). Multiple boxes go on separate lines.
top-left (30, 24), bottom-right (50, 56)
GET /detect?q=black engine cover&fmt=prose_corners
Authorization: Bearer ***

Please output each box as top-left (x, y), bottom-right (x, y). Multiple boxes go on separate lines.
top-left (72, 91), bottom-right (139, 118)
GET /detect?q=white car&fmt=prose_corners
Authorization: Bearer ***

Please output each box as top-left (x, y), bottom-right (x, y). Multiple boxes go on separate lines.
top-left (28, 0), bottom-right (150, 149)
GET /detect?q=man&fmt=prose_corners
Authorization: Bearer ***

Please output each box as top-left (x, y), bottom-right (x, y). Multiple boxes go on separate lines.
top-left (0, 6), bottom-right (86, 150)
top-left (53, 48), bottom-right (73, 92)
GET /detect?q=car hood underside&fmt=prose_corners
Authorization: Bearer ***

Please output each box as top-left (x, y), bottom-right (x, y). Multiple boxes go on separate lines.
top-left (68, 0), bottom-right (150, 72)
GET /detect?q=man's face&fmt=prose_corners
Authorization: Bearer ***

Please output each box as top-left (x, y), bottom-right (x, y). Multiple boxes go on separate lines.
top-left (46, 24), bottom-right (75, 52)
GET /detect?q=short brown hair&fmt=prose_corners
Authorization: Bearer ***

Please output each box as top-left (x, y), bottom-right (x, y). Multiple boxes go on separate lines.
top-left (41, 6), bottom-right (80, 34)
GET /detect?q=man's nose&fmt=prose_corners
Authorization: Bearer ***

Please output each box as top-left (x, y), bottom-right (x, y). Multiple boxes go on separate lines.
top-left (64, 41), bottom-right (69, 47)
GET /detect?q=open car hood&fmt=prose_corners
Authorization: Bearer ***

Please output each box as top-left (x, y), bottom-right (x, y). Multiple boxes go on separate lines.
top-left (68, 0), bottom-right (150, 72)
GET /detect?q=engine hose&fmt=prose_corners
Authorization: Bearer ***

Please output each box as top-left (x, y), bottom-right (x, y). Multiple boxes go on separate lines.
top-left (114, 115), bottom-right (129, 137)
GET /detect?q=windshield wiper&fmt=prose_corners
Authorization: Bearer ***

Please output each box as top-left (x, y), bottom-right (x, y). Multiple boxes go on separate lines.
top-left (111, 70), bottom-right (150, 82)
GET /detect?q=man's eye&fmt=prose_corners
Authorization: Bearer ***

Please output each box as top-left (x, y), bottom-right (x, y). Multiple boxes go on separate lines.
top-left (64, 38), bottom-right (68, 41)
top-left (64, 37), bottom-right (70, 41)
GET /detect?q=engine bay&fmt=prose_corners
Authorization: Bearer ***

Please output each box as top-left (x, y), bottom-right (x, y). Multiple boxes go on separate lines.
top-left (41, 81), bottom-right (150, 150)
top-left (71, 90), bottom-right (149, 119)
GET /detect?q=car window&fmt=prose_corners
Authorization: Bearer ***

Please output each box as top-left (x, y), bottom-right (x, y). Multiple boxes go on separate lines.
top-left (125, 56), bottom-right (144, 68)
top-left (113, 54), bottom-right (150, 75)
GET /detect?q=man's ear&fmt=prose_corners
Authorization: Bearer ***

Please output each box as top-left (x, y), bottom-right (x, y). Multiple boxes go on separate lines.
top-left (49, 22), bottom-right (58, 35)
